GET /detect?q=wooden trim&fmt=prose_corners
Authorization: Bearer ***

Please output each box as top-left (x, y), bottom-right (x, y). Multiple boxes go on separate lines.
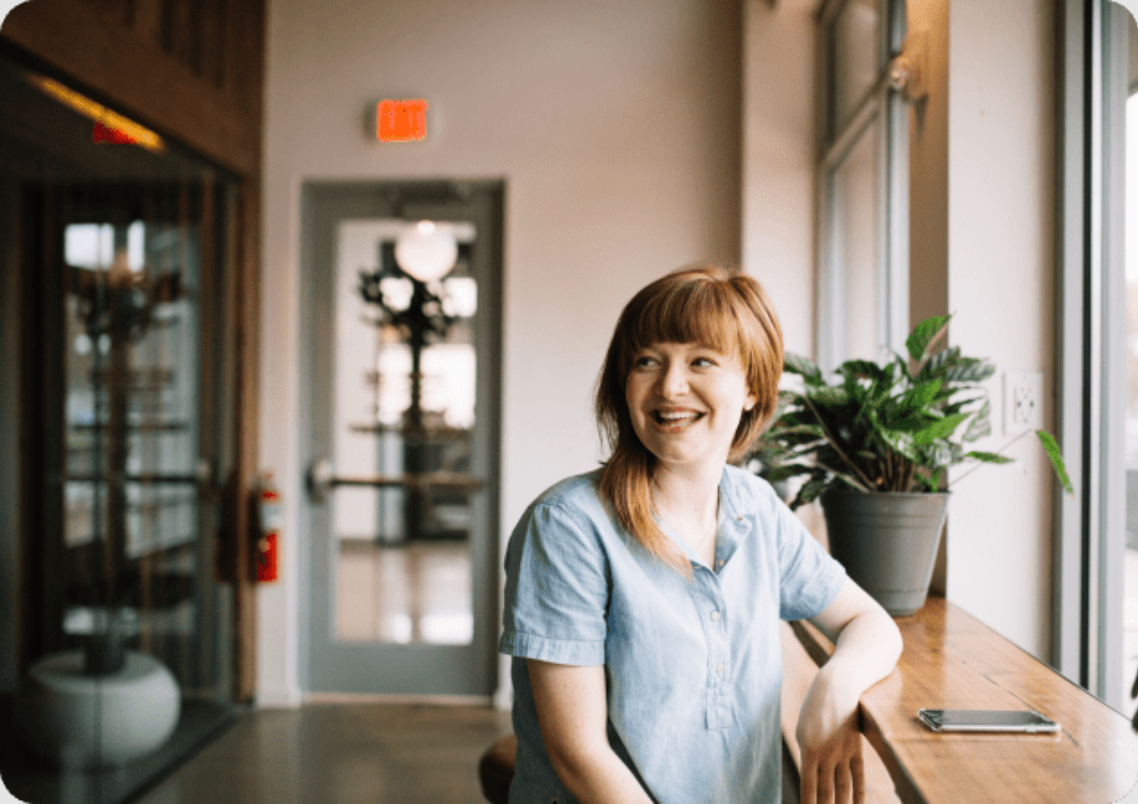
top-left (2, 0), bottom-right (260, 175)
top-left (232, 175), bottom-right (260, 703)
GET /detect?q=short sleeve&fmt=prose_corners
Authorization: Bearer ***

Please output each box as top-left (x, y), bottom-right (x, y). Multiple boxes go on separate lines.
top-left (498, 500), bottom-right (610, 666)
top-left (773, 497), bottom-right (847, 622)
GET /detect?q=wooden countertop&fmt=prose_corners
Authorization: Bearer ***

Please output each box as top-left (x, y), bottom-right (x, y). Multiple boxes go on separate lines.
top-left (789, 597), bottom-right (1138, 803)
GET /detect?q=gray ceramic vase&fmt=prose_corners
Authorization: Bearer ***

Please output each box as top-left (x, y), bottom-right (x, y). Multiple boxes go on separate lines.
top-left (819, 489), bottom-right (950, 617)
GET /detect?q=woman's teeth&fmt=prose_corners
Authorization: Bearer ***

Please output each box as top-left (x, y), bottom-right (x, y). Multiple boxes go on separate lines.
top-left (655, 411), bottom-right (702, 426)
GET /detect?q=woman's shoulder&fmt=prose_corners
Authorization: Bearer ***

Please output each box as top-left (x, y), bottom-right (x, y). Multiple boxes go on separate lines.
top-left (530, 469), bottom-right (602, 507)
top-left (522, 469), bottom-right (607, 525)
top-left (721, 464), bottom-right (777, 507)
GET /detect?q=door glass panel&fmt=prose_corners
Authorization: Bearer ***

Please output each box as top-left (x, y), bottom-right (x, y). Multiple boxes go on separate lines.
top-left (332, 219), bottom-right (477, 645)
top-left (832, 116), bottom-right (881, 363)
top-left (63, 210), bottom-right (201, 638)
top-left (833, 0), bottom-right (881, 129)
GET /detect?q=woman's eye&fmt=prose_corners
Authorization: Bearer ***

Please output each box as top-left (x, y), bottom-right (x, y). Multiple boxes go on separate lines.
top-left (692, 357), bottom-right (716, 368)
top-left (634, 356), bottom-right (658, 368)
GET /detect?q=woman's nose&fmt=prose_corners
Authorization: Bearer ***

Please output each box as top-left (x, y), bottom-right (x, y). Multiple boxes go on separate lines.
top-left (657, 362), bottom-right (690, 397)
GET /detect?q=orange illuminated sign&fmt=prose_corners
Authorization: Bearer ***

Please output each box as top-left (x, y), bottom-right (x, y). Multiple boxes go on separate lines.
top-left (93, 121), bottom-right (138, 145)
top-left (377, 99), bottom-right (427, 142)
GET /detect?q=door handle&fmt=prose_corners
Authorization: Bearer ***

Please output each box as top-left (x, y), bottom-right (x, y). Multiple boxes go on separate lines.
top-left (306, 457), bottom-right (481, 504)
top-left (307, 457), bottom-right (334, 503)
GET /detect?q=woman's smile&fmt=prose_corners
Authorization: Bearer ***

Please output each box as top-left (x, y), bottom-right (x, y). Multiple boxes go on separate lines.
top-left (652, 406), bottom-right (705, 430)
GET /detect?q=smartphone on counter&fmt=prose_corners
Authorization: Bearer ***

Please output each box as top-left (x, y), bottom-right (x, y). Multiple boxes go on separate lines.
top-left (918, 709), bottom-right (1060, 734)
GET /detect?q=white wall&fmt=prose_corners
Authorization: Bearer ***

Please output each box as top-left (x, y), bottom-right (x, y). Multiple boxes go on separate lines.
top-left (741, 0), bottom-right (818, 358)
top-left (259, 0), bottom-right (746, 706)
top-left (945, 0), bottom-right (1056, 659)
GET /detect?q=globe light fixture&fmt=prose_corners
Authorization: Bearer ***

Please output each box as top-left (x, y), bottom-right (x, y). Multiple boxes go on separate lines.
top-left (394, 220), bottom-right (458, 283)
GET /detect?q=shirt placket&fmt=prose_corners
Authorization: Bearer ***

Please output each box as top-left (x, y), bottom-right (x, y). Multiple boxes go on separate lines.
top-left (694, 568), bottom-right (733, 730)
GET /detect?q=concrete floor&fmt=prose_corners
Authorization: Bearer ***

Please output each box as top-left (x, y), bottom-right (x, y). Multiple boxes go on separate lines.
top-left (134, 703), bottom-right (512, 804)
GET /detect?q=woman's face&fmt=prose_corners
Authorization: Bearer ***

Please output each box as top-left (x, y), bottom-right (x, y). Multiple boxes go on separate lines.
top-left (625, 341), bottom-right (756, 475)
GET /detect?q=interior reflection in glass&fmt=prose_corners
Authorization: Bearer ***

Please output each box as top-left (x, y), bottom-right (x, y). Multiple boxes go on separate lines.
top-left (333, 220), bottom-right (477, 644)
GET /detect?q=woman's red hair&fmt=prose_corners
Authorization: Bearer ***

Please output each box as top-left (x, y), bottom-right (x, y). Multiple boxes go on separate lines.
top-left (594, 263), bottom-right (784, 576)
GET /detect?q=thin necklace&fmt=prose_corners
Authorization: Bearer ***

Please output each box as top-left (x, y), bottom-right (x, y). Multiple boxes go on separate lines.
top-left (653, 480), bottom-right (718, 552)
top-left (691, 517), bottom-right (717, 551)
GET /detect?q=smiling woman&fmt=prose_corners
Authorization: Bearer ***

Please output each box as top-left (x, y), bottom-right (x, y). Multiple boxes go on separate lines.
top-left (498, 264), bottom-right (904, 804)
top-left (595, 264), bottom-right (783, 576)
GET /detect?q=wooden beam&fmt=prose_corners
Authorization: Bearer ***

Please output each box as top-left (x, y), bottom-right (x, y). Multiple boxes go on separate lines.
top-left (2, 0), bottom-right (259, 175)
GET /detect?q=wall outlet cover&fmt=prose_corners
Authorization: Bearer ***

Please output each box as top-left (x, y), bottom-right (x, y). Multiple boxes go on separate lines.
top-left (1004, 371), bottom-right (1044, 434)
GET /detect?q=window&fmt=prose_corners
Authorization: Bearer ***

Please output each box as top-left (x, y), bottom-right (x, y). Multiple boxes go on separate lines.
top-left (817, 0), bottom-right (909, 370)
top-left (1056, 0), bottom-right (1136, 717)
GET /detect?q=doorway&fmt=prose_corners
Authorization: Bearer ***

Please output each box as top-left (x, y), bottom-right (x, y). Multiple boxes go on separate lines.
top-left (300, 181), bottom-right (503, 697)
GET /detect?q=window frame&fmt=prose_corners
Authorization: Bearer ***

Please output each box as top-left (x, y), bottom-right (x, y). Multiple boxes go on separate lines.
top-left (1055, 0), bottom-right (1129, 708)
top-left (816, 0), bottom-right (909, 372)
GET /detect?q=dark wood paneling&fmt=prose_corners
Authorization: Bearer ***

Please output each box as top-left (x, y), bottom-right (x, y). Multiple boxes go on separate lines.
top-left (127, 0), bottom-right (164, 46)
top-left (2, 0), bottom-right (262, 176)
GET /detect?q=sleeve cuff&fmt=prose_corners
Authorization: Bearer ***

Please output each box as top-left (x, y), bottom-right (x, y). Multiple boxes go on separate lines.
top-left (498, 631), bottom-right (605, 666)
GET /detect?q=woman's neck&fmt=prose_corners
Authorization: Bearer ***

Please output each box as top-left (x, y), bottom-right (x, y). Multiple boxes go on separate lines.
top-left (650, 462), bottom-right (721, 532)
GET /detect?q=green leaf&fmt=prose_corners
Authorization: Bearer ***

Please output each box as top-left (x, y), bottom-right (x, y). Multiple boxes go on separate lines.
top-left (875, 427), bottom-right (921, 462)
top-left (809, 386), bottom-right (850, 407)
top-left (762, 463), bottom-right (816, 482)
top-left (911, 412), bottom-right (970, 445)
top-left (963, 400), bottom-right (991, 442)
top-left (944, 356), bottom-right (996, 383)
top-left (906, 315), bottom-right (952, 362)
top-left (901, 380), bottom-right (942, 411)
top-left (963, 450), bottom-right (1014, 464)
top-left (785, 353), bottom-right (825, 386)
top-left (891, 412), bottom-right (937, 433)
top-left (913, 471), bottom-right (941, 492)
top-left (918, 346), bottom-right (961, 381)
top-left (838, 360), bottom-right (887, 385)
top-left (1036, 430), bottom-right (1074, 496)
top-left (790, 472), bottom-right (829, 510)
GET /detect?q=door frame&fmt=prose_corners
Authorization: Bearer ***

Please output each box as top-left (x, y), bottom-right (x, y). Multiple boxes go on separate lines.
top-left (298, 180), bottom-right (503, 697)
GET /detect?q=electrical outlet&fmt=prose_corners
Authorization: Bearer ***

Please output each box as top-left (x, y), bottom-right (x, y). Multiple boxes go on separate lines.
top-left (1004, 372), bottom-right (1044, 434)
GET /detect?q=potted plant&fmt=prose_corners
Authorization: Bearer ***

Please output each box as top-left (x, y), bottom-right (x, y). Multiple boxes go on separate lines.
top-left (754, 315), bottom-right (1073, 616)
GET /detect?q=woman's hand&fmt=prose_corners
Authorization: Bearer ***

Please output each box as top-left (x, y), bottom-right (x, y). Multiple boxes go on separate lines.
top-left (796, 578), bottom-right (904, 804)
top-left (796, 666), bottom-right (865, 804)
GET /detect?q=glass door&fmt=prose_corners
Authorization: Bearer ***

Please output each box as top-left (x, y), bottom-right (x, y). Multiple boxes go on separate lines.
top-left (0, 51), bottom-right (238, 804)
top-left (301, 182), bottom-right (502, 696)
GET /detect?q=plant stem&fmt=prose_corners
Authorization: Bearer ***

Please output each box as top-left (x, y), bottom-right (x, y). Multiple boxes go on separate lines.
top-left (801, 393), bottom-right (875, 491)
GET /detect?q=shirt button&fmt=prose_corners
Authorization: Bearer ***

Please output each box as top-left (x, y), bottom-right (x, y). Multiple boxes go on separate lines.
top-left (716, 663), bottom-right (724, 674)
top-left (717, 559), bottom-right (725, 568)
top-left (710, 611), bottom-right (720, 621)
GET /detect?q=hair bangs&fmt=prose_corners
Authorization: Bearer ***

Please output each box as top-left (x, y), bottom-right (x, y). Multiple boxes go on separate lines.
top-left (624, 278), bottom-right (745, 367)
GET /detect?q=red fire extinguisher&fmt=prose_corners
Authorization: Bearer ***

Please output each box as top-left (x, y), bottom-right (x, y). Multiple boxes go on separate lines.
top-left (255, 472), bottom-right (282, 583)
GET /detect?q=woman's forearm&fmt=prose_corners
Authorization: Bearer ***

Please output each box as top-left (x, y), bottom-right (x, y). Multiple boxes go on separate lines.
top-left (821, 606), bottom-right (903, 700)
top-left (551, 745), bottom-right (654, 804)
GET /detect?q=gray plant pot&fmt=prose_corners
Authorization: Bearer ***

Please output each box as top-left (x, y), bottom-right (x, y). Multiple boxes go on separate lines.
top-left (819, 489), bottom-right (950, 617)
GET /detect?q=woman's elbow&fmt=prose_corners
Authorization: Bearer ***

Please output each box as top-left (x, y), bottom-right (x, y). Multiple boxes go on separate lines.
top-left (546, 742), bottom-right (610, 795)
top-left (881, 610), bottom-right (904, 668)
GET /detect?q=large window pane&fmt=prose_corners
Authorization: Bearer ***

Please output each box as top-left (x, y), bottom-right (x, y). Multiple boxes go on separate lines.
top-left (831, 117), bottom-right (882, 363)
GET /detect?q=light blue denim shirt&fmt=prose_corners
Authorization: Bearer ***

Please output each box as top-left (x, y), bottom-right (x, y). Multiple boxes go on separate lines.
top-left (499, 465), bottom-right (846, 804)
